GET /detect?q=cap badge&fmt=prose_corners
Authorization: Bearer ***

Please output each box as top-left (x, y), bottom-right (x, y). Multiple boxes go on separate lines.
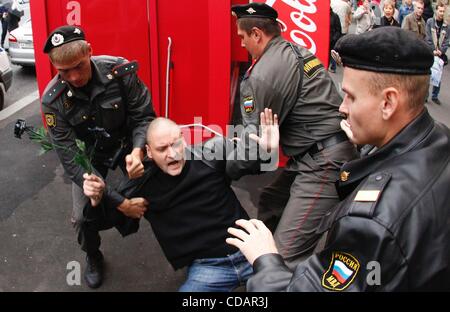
top-left (74, 28), bottom-right (82, 35)
top-left (51, 33), bottom-right (64, 47)
top-left (246, 7), bottom-right (256, 14)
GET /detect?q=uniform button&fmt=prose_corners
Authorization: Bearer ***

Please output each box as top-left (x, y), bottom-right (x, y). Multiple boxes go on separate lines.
top-left (375, 175), bottom-right (383, 181)
top-left (91, 116), bottom-right (95, 121)
top-left (114, 104), bottom-right (119, 109)
top-left (82, 116), bottom-right (87, 120)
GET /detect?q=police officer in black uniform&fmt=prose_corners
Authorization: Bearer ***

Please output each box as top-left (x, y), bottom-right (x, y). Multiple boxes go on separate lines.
top-left (41, 26), bottom-right (156, 288)
top-left (226, 27), bottom-right (450, 291)
top-left (229, 3), bottom-right (358, 268)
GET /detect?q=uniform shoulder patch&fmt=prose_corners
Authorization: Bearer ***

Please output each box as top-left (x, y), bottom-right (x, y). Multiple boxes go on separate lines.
top-left (322, 251), bottom-right (360, 291)
top-left (243, 96), bottom-right (255, 114)
top-left (45, 113), bottom-right (56, 128)
top-left (42, 80), bottom-right (68, 105)
top-left (303, 54), bottom-right (324, 79)
top-left (349, 172), bottom-right (392, 218)
top-left (112, 60), bottom-right (139, 78)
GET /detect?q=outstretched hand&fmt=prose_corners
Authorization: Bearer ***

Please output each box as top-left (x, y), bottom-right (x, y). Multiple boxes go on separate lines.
top-left (249, 108), bottom-right (279, 153)
top-left (226, 219), bottom-right (279, 265)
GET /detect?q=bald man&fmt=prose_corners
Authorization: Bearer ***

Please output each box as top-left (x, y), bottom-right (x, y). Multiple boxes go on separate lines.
top-left (83, 110), bottom-right (279, 291)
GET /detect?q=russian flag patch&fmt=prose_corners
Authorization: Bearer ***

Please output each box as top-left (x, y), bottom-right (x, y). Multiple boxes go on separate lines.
top-left (322, 251), bottom-right (360, 291)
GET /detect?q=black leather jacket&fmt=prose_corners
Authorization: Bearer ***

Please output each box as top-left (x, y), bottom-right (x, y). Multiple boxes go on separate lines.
top-left (248, 110), bottom-right (450, 291)
top-left (42, 56), bottom-right (156, 208)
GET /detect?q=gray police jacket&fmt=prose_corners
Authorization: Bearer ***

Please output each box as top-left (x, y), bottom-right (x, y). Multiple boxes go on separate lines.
top-left (247, 110), bottom-right (450, 291)
top-left (228, 36), bottom-right (343, 179)
top-left (41, 55), bottom-right (156, 208)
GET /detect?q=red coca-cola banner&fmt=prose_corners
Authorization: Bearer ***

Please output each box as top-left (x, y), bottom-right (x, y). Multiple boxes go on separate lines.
top-left (265, 0), bottom-right (330, 65)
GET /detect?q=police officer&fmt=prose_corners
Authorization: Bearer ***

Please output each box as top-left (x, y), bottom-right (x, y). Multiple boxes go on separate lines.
top-left (229, 3), bottom-right (358, 268)
top-left (41, 26), bottom-right (156, 288)
top-left (226, 27), bottom-right (450, 291)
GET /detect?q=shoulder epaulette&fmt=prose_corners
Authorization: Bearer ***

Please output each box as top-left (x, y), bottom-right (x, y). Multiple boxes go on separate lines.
top-left (348, 172), bottom-right (392, 219)
top-left (42, 80), bottom-right (68, 105)
top-left (112, 61), bottom-right (139, 78)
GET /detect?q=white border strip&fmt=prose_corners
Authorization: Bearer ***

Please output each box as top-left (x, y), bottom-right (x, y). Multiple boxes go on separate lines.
top-left (0, 90), bottom-right (39, 121)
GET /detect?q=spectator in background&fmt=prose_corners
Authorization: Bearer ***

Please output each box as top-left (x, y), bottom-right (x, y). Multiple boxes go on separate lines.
top-left (422, 0), bottom-right (434, 21)
top-left (329, 8), bottom-right (342, 73)
top-left (380, 0), bottom-right (400, 21)
top-left (375, 0), bottom-right (401, 27)
top-left (0, 4), bottom-right (8, 48)
top-left (354, 0), bottom-right (376, 34)
top-left (399, 0), bottom-right (414, 26)
top-left (425, 1), bottom-right (449, 104)
top-left (7, 0), bottom-right (23, 33)
top-left (402, 0), bottom-right (426, 40)
top-left (331, 0), bottom-right (352, 35)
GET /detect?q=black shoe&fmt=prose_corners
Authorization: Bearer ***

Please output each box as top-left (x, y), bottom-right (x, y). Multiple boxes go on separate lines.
top-left (432, 98), bottom-right (442, 105)
top-left (84, 251), bottom-right (104, 289)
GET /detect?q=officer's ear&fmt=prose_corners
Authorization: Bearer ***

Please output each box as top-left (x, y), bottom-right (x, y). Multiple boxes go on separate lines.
top-left (251, 27), bottom-right (263, 41)
top-left (145, 144), bottom-right (153, 159)
top-left (87, 43), bottom-right (93, 57)
top-left (380, 87), bottom-right (400, 121)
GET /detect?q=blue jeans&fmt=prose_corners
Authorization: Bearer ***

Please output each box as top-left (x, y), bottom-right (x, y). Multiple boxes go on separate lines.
top-left (178, 250), bottom-right (253, 292)
top-left (432, 83), bottom-right (441, 100)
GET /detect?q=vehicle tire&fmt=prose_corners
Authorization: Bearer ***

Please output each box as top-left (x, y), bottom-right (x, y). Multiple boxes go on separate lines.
top-left (0, 82), bottom-right (4, 111)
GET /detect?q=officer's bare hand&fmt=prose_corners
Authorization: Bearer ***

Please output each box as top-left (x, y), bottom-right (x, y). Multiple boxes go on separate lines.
top-left (226, 219), bottom-right (279, 265)
top-left (340, 119), bottom-right (355, 143)
top-left (249, 108), bottom-right (279, 153)
top-left (83, 173), bottom-right (105, 207)
top-left (126, 148), bottom-right (145, 179)
top-left (118, 197), bottom-right (148, 219)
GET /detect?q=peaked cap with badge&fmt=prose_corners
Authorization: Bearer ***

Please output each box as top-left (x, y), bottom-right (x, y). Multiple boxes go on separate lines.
top-left (231, 2), bottom-right (278, 20)
top-left (44, 25), bottom-right (86, 54)
top-left (333, 26), bottom-right (434, 75)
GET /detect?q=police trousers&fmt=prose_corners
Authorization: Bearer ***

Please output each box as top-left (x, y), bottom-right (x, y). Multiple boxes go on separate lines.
top-left (258, 140), bottom-right (358, 270)
top-left (71, 164), bottom-right (125, 256)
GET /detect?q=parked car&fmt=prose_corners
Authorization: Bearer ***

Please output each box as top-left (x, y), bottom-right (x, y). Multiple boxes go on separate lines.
top-left (8, 18), bottom-right (34, 66)
top-left (0, 46), bottom-right (12, 110)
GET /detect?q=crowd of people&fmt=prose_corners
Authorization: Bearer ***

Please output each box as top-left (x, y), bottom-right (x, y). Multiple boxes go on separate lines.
top-left (0, 0), bottom-right (24, 48)
top-left (330, 0), bottom-right (449, 104)
top-left (40, 2), bottom-right (450, 292)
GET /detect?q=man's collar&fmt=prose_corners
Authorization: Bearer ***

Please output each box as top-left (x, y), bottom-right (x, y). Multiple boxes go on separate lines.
top-left (338, 109), bottom-right (433, 192)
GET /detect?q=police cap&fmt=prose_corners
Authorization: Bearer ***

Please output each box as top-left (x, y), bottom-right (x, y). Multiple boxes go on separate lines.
top-left (43, 25), bottom-right (86, 54)
top-left (231, 2), bottom-right (278, 20)
top-left (333, 27), bottom-right (433, 75)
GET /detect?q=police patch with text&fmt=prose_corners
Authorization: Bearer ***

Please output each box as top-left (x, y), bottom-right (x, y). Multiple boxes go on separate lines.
top-left (303, 54), bottom-right (324, 79)
top-left (322, 251), bottom-right (360, 291)
top-left (243, 96), bottom-right (255, 114)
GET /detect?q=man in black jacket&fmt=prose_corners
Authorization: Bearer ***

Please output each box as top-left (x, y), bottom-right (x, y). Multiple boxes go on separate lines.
top-left (83, 110), bottom-right (279, 291)
top-left (226, 27), bottom-right (450, 291)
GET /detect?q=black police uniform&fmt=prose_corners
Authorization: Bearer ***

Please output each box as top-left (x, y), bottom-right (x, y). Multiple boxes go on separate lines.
top-left (230, 3), bottom-right (358, 267)
top-left (41, 26), bottom-right (156, 257)
top-left (246, 27), bottom-right (450, 291)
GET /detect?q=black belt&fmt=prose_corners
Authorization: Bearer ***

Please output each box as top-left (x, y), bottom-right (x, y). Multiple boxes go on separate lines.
top-left (292, 131), bottom-right (349, 161)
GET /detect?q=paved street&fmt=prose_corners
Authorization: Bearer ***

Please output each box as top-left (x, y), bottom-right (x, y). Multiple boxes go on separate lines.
top-left (1, 55), bottom-right (450, 291)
